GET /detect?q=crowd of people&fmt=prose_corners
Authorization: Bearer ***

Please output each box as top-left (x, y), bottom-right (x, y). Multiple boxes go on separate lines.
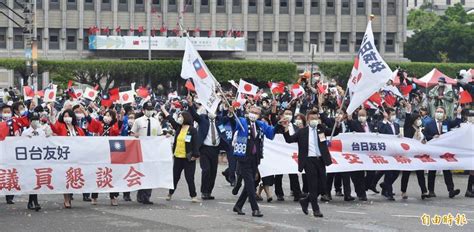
top-left (0, 69), bottom-right (473, 218)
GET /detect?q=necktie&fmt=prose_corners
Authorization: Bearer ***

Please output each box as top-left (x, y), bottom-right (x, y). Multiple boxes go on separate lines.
top-left (210, 119), bottom-right (216, 145)
top-left (251, 123), bottom-right (257, 154)
top-left (147, 118), bottom-right (151, 136)
top-left (313, 128), bottom-right (319, 156)
top-left (437, 121), bottom-right (442, 135)
top-left (251, 123), bottom-right (256, 138)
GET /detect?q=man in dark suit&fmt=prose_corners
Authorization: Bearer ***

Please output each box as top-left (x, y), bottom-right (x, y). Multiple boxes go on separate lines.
top-left (377, 108), bottom-right (401, 201)
top-left (188, 97), bottom-right (232, 200)
top-left (282, 110), bottom-right (332, 218)
top-left (423, 106), bottom-right (462, 198)
top-left (232, 106), bottom-right (275, 217)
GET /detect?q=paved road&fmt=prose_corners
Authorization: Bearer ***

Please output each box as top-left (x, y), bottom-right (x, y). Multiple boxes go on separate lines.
top-left (0, 164), bottom-right (472, 232)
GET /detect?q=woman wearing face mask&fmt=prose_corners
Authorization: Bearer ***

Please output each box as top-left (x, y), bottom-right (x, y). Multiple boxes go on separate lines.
top-left (50, 109), bottom-right (85, 208)
top-left (400, 106), bottom-right (430, 200)
top-left (160, 105), bottom-right (200, 203)
top-left (87, 109), bottom-right (121, 206)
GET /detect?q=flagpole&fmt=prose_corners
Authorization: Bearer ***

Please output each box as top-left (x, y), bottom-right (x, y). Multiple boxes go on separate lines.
top-left (178, 22), bottom-right (245, 131)
top-left (329, 86), bottom-right (349, 141)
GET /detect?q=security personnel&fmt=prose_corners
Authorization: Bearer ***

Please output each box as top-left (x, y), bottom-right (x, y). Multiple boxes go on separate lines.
top-left (131, 101), bottom-right (162, 204)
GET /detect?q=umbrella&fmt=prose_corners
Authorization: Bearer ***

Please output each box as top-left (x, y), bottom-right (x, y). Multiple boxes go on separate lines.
top-left (413, 68), bottom-right (457, 88)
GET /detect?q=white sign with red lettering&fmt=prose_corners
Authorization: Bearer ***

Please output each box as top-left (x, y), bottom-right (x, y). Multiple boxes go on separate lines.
top-left (260, 123), bottom-right (474, 177)
top-left (0, 136), bottom-right (173, 195)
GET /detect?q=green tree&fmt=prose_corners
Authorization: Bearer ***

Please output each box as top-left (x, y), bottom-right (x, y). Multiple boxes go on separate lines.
top-left (407, 9), bottom-right (439, 31)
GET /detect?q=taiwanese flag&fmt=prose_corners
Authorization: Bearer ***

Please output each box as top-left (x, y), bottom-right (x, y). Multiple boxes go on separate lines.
top-left (459, 87), bottom-right (473, 104)
top-left (137, 87), bottom-right (150, 98)
top-left (185, 79), bottom-right (195, 92)
top-left (109, 140), bottom-right (143, 164)
top-left (368, 92), bottom-right (382, 106)
top-left (193, 59), bottom-right (208, 79)
top-left (384, 92), bottom-right (397, 107)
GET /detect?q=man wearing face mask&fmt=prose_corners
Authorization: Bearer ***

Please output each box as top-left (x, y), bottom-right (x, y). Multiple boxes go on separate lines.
top-left (231, 105), bottom-right (275, 217)
top-left (429, 77), bottom-right (454, 119)
top-left (281, 110), bottom-right (332, 217)
top-left (423, 106), bottom-right (463, 198)
top-left (187, 97), bottom-right (232, 200)
top-left (131, 101), bottom-right (163, 204)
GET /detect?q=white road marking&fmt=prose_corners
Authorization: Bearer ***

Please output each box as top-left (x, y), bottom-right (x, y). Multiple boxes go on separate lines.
top-left (217, 201), bottom-right (276, 208)
top-left (336, 210), bottom-right (367, 215)
top-left (391, 215), bottom-right (420, 218)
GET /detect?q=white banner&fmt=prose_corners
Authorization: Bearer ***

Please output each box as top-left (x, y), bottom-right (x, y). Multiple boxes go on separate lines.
top-left (0, 136), bottom-right (173, 195)
top-left (181, 38), bottom-right (221, 113)
top-left (346, 21), bottom-right (393, 115)
top-left (260, 124), bottom-right (474, 177)
top-left (89, 36), bottom-right (246, 51)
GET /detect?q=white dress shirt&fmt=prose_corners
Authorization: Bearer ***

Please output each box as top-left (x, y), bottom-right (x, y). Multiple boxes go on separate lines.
top-left (131, 115), bottom-right (162, 136)
top-left (307, 127), bottom-right (321, 157)
top-left (203, 118), bottom-right (220, 146)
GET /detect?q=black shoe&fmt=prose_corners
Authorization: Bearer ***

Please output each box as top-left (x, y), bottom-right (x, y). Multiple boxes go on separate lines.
top-left (252, 210), bottom-right (263, 217)
top-left (320, 195), bottom-right (331, 202)
top-left (222, 171), bottom-right (232, 184)
top-left (123, 195), bottom-right (132, 202)
top-left (465, 190), bottom-right (474, 198)
top-left (267, 197), bottom-right (273, 203)
top-left (277, 195), bottom-right (285, 201)
top-left (421, 193), bottom-right (429, 200)
top-left (6, 200), bottom-right (14, 204)
top-left (358, 196), bottom-right (368, 201)
top-left (379, 183), bottom-right (386, 196)
top-left (335, 191), bottom-right (344, 197)
top-left (428, 191), bottom-right (437, 198)
top-left (233, 207), bottom-right (245, 215)
top-left (327, 195), bottom-right (333, 201)
top-left (293, 195), bottom-right (301, 202)
top-left (299, 199), bottom-right (309, 215)
top-left (255, 195), bottom-right (263, 201)
top-left (313, 210), bottom-right (324, 218)
top-left (368, 186), bottom-right (380, 194)
top-left (230, 181), bottom-right (236, 187)
top-left (142, 200), bottom-right (154, 205)
top-left (27, 202), bottom-right (35, 210)
top-left (232, 183), bottom-right (241, 196)
top-left (202, 193), bottom-right (215, 200)
top-left (34, 203), bottom-right (41, 212)
top-left (449, 189), bottom-right (460, 198)
top-left (83, 196), bottom-right (91, 202)
top-left (385, 194), bottom-right (395, 201)
top-left (344, 196), bottom-right (355, 201)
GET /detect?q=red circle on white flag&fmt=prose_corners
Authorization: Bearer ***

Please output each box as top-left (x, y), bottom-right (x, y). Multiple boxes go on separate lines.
top-left (123, 94), bottom-right (129, 101)
top-left (401, 143), bottom-right (410, 151)
top-left (48, 92), bottom-right (54, 99)
top-left (88, 91), bottom-right (95, 97)
top-left (244, 84), bottom-right (252, 92)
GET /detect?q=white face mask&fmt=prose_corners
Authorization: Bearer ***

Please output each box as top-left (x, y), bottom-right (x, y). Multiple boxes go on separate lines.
top-left (19, 109), bottom-right (26, 115)
top-left (438, 83), bottom-right (445, 87)
top-left (75, 113), bottom-right (85, 120)
top-left (177, 116), bottom-right (184, 125)
top-left (31, 120), bottom-right (41, 130)
top-left (128, 119), bottom-right (135, 126)
top-left (295, 119), bottom-right (303, 127)
top-left (415, 119), bottom-right (422, 127)
top-left (248, 113), bottom-right (258, 122)
top-left (144, 110), bottom-right (153, 117)
top-left (63, 117), bottom-right (73, 124)
top-left (2, 113), bottom-right (12, 120)
top-left (103, 116), bottom-right (112, 124)
top-left (358, 116), bottom-right (367, 123)
top-left (435, 112), bottom-right (444, 120)
top-left (284, 114), bottom-right (293, 121)
top-left (309, 120), bottom-right (319, 128)
top-left (390, 115), bottom-right (397, 122)
top-left (208, 112), bottom-right (216, 119)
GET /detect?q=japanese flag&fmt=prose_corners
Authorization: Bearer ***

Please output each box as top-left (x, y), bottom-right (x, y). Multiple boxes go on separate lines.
top-left (44, 85), bottom-right (57, 103)
top-left (238, 79), bottom-right (258, 96)
top-left (346, 20), bottom-right (393, 115)
top-left (23, 86), bottom-right (35, 101)
top-left (74, 88), bottom-right (84, 99)
top-left (290, 84), bottom-right (305, 99)
top-left (84, 87), bottom-right (99, 101)
top-left (119, 90), bottom-right (135, 105)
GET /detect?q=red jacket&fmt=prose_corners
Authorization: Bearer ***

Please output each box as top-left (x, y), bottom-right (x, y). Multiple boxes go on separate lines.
top-left (87, 118), bottom-right (120, 136)
top-left (50, 121), bottom-right (85, 136)
top-left (0, 117), bottom-right (29, 140)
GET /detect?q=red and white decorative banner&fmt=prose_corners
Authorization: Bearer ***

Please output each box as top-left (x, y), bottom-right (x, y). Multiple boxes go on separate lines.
top-left (0, 137), bottom-right (173, 195)
top-left (260, 124), bottom-right (474, 177)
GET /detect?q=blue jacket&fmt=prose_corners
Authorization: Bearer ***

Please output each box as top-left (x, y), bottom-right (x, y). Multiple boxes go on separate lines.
top-left (423, 117), bottom-right (462, 141)
top-left (377, 121), bottom-right (400, 135)
top-left (232, 116), bottom-right (275, 157)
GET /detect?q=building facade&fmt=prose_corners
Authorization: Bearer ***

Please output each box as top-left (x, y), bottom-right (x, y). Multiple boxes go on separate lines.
top-left (0, 0), bottom-right (408, 63)
top-left (407, 0), bottom-right (474, 11)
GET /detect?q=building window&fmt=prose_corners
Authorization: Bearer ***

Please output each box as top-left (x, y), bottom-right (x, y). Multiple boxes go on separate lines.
top-left (85, 0), bottom-right (94, 11)
top-left (387, 0), bottom-right (396, 15)
top-left (0, 27), bottom-right (6, 49)
top-left (36, 29), bottom-right (42, 50)
top-left (310, 0), bottom-right (319, 14)
top-left (233, 0), bottom-right (241, 13)
top-left (461, 0), bottom-right (465, 5)
top-left (263, 32), bottom-right (273, 52)
top-left (295, 0), bottom-right (304, 14)
top-left (340, 32), bottom-right (349, 52)
top-left (341, 0), bottom-right (350, 15)
top-left (66, 29), bottom-right (77, 50)
top-left (200, 30), bottom-right (209, 37)
top-left (310, 32), bottom-right (319, 52)
top-left (135, 0), bottom-right (145, 12)
top-left (152, 0), bottom-right (161, 12)
top-left (446, 0), bottom-right (451, 5)
top-left (83, 29), bottom-right (89, 50)
top-left (184, 0), bottom-right (193, 12)
top-left (50, 0), bottom-right (60, 10)
top-left (67, 0), bottom-right (77, 10)
top-left (168, 0), bottom-right (177, 12)
top-left (325, 32), bottom-right (334, 52)
top-left (247, 31), bottom-right (257, 51)
top-left (326, 0), bottom-right (335, 15)
top-left (13, 28), bottom-right (24, 49)
top-left (118, 0), bottom-right (128, 11)
top-left (201, 0), bottom-right (209, 13)
top-left (264, 0), bottom-right (273, 14)
top-left (49, 29), bottom-right (60, 50)
top-left (278, 32), bottom-right (288, 52)
top-left (385, 32), bottom-right (395, 52)
top-left (102, 0), bottom-right (112, 11)
top-left (36, 0), bottom-right (43, 9)
top-left (280, 0), bottom-right (289, 14)
top-left (355, 32), bottom-right (363, 51)
top-left (248, 0), bottom-right (257, 13)
top-left (294, 32), bottom-right (304, 52)
top-left (372, 0), bottom-right (381, 15)
top-left (217, 0), bottom-right (225, 13)
top-left (356, 0), bottom-right (365, 15)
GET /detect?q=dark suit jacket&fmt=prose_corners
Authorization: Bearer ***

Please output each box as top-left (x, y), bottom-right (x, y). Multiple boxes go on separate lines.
top-left (347, 119), bottom-right (378, 133)
top-left (167, 115), bottom-right (200, 159)
top-left (378, 121), bottom-right (400, 135)
top-left (423, 117), bottom-right (462, 141)
top-left (189, 106), bottom-right (231, 150)
top-left (283, 125), bottom-right (332, 172)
